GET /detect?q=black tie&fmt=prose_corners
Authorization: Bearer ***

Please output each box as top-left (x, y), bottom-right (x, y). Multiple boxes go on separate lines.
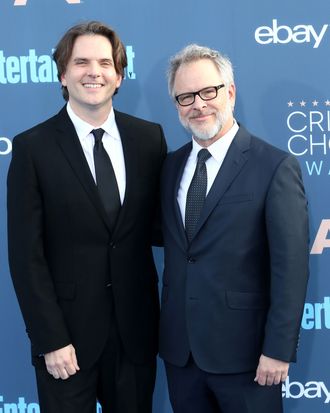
top-left (185, 148), bottom-right (211, 242)
top-left (92, 128), bottom-right (121, 231)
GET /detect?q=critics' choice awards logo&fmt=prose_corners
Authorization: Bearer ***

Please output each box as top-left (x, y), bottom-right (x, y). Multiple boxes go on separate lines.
top-left (0, 137), bottom-right (12, 156)
top-left (286, 101), bottom-right (330, 259)
top-left (311, 219), bottom-right (330, 255)
top-left (255, 19), bottom-right (328, 48)
top-left (286, 99), bottom-right (330, 178)
top-left (14, 0), bottom-right (80, 5)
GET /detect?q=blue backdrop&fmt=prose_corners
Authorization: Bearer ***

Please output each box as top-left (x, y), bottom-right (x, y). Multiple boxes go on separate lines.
top-left (1, 1), bottom-right (329, 411)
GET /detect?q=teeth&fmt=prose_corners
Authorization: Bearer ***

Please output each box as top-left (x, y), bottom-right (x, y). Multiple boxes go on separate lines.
top-left (84, 84), bottom-right (102, 88)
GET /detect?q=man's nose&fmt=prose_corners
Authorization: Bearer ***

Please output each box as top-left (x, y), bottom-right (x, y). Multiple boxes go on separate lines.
top-left (87, 62), bottom-right (101, 77)
top-left (191, 94), bottom-right (207, 110)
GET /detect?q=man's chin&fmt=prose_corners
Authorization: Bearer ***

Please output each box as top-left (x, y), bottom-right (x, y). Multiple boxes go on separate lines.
top-left (193, 134), bottom-right (214, 142)
top-left (179, 117), bottom-right (221, 141)
top-left (190, 126), bottom-right (222, 142)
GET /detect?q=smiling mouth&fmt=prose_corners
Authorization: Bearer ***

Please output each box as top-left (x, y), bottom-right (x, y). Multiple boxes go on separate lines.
top-left (190, 113), bottom-right (213, 121)
top-left (83, 83), bottom-right (103, 88)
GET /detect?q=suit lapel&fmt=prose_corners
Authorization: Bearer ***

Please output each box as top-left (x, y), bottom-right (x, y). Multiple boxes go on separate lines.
top-left (53, 107), bottom-right (113, 232)
top-left (113, 111), bottom-right (138, 238)
top-left (193, 126), bottom-right (251, 238)
top-left (167, 144), bottom-right (191, 249)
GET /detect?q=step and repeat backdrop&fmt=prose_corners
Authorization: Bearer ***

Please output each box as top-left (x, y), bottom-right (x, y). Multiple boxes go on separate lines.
top-left (0, 0), bottom-right (329, 412)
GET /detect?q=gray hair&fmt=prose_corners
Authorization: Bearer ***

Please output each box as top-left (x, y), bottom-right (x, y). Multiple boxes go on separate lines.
top-left (167, 44), bottom-right (234, 99)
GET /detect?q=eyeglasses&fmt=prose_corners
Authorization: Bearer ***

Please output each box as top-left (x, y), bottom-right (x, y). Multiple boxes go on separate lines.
top-left (175, 84), bottom-right (225, 107)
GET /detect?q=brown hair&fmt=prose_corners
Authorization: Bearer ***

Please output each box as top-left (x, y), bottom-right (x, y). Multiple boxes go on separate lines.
top-left (53, 21), bottom-right (127, 101)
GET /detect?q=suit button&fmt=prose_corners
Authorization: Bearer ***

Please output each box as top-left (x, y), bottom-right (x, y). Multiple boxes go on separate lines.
top-left (105, 283), bottom-right (112, 288)
top-left (109, 242), bottom-right (116, 248)
top-left (187, 256), bottom-right (196, 263)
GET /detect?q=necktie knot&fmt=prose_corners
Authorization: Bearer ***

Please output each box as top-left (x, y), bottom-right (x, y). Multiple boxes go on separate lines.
top-left (197, 148), bottom-right (211, 165)
top-left (92, 128), bottom-right (105, 144)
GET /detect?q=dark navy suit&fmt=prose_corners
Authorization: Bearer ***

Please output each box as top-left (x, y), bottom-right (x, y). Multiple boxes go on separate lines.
top-left (160, 125), bottom-right (309, 412)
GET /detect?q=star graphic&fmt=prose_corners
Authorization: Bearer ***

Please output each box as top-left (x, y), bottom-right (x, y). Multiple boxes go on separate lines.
top-left (325, 99), bottom-right (330, 106)
top-left (312, 100), bottom-right (318, 107)
top-left (299, 100), bottom-right (306, 107)
top-left (287, 101), bottom-right (294, 107)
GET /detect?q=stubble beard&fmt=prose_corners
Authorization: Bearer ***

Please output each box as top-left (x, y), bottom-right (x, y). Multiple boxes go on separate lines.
top-left (179, 104), bottom-right (233, 142)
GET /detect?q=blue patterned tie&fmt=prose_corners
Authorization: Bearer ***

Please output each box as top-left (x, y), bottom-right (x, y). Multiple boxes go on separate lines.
top-left (92, 128), bottom-right (121, 231)
top-left (185, 148), bottom-right (211, 242)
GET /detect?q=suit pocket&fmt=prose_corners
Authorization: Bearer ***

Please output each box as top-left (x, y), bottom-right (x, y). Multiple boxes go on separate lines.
top-left (54, 282), bottom-right (76, 300)
top-left (226, 291), bottom-right (268, 310)
top-left (219, 193), bottom-right (253, 205)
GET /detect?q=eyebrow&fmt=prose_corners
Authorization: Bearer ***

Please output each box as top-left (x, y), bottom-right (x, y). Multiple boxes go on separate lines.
top-left (73, 58), bottom-right (114, 63)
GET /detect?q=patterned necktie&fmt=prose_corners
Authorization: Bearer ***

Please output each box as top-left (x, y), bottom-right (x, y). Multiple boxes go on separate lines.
top-left (92, 128), bottom-right (121, 231)
top-left (185, 148), bottom-right (211, 242)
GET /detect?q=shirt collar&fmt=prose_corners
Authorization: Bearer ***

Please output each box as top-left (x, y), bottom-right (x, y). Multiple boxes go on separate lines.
top-left (191, 120), bottom-right (239, 163)
top-left (66, 102), bottom-right (119, 140)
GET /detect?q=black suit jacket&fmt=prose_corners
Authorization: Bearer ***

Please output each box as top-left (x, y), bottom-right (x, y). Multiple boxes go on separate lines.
top-left (7, 107), bottom-right (167, 369)
top-left (159, 125), bottom-right (309, 374)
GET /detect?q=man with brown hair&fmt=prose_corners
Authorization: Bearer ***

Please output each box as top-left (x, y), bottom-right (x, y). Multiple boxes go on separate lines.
top-left (7, 21), bottom-right (166, 413)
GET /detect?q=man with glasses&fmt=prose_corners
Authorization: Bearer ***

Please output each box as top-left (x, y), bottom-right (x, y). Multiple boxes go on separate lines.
top-left (159, 44), bottom-right (309, 413)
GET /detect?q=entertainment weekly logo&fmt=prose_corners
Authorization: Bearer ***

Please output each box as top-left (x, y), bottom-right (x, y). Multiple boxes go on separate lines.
top-left (0, 46), bottom-right (136, 85)
top-left (301, 297), bottom-right (330, 330)
top-left (14, 0), bottom-right (80, 5)
top-left (0, 396), bottom-right (103, 412)
top-left (1, 380), bottom-right (330, 408)
top-left (0, 44), bottom-right (135, 156)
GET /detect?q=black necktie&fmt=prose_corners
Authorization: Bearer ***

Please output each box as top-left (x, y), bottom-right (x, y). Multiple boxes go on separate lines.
top-left (185, 148), bottom-right (211, 242)
top-left (92, 128), bottom-right (121, 231)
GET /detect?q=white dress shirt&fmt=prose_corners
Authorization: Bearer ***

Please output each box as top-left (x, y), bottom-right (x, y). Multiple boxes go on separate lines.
top-left (177, 121), bottom-right (239, 225)
top-left (66, 103), bottom-right (126, 204)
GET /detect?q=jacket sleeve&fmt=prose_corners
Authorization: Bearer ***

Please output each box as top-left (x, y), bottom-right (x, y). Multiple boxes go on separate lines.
top-left (262, 155), bottom-right (309, 362)
top-left (7, 135), bottom-right (71, 357)
top-left (151, 124), bottom-right (168, 247)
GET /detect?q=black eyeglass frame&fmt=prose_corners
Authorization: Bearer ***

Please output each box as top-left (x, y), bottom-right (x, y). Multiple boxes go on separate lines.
top-left (175, 84), bottom-right (225, 107)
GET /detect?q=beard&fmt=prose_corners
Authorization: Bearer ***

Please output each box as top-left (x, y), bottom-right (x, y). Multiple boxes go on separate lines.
top-left (179, 103), bottom-right (233, 142)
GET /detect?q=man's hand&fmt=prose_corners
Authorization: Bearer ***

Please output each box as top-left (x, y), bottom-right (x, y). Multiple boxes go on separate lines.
top-left (254, 354), bottom-right (289, 386)
top-left (44, 344), bottom-right (80, 380)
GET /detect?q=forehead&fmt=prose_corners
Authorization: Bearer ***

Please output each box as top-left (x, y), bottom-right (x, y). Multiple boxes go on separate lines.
top-left (174, 59), bottom-right (221, 93)
top-left (71, 34), bottom-right (113, 58)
